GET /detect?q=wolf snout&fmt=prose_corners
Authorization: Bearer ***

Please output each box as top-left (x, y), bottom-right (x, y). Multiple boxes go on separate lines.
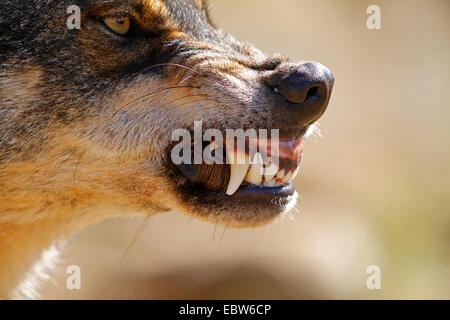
top-left (264, 62), bottom-right (334, 126)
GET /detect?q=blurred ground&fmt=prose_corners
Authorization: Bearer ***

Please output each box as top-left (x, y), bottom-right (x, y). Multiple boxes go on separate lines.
top-left (43, 0), bottom-right (449, 299)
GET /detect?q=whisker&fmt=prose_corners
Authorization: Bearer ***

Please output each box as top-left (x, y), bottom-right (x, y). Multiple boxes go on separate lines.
top-left (202, 223), bottom-right (218, 251)
top-left (47, 153), bottom-right (73, 176)
top-left (179, 217), bottom-right (194, 230)
top-left (212, 222), bottom-right (218, 244)
top-left (72, 152), bottom-right (84, 188)
top-left (218, 224), bottom-right (228, 245)
top-left (132, 63), bottom-right (201, 77)
top-left (116, 85), bottom-right (200, 110)
top-left (165, 93), bottom-right (208, 106)
top-left (0, 83), bottom-right (24, 89)
top-left (34, 150), bottom-right (72, 171)
top-left (120, 216), bottom-right (153, 262)
top-left (173, 97), bottom-right (218, 109)
top-left (179, 75), bottom-right (193, 84)
top-left (250, 228), bottom-right (257, 243)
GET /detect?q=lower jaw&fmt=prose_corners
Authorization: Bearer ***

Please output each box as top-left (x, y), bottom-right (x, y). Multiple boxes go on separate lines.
top-left (206, 182), bottom-right (295, 198)
top-left (171, 165), bottom-right (298, 225)
top-left (177, 180), bottom-right (296, 221)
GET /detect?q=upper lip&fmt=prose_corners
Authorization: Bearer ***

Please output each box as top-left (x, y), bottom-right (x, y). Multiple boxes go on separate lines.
top-left (177, 137), bottom-right (304, 196)
top-left (226, 138), bottom-right (303, 195)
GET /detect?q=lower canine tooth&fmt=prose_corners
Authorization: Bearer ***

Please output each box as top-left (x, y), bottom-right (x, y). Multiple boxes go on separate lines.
top-left (275, 169), bottom-right (286, 183)
top-left (245, 153), bottom-right (264, 185)
top-left (276, 169), bottom-right (286, 179)
top-left (283, 171), bottom-right (293, 183)
top-left (226, 152), bottom-right (250, 196)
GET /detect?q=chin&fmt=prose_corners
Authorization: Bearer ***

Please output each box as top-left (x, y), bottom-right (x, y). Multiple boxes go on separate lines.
top-left (173, 182), bottom-right (300, 228)
top-left (165, 137), bottom-right (304, 228)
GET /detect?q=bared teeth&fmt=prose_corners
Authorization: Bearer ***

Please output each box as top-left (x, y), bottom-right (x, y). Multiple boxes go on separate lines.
top-left (264, 162), bottom-right (278, 182)
top-left (291, 166), bottom-right (300, 181)
top-left (283, 171), bottom-right (293, 183)
top-left (223, 139), bottom-right (303, 196)
top-left (263, 180), bottom-right (279, 187)
top-left (226, 163), bottom-right (301, 195)
top-left (226, 151), bottom-right (250, 196)
top-left (276, 169), bottom-right (286, 183)
top-left (245, 153), bottom-right (264, 185)
top-left (225, 157), bottom-right (302, 196)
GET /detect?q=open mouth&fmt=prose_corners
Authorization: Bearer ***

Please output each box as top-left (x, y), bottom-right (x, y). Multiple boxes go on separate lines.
top-left (177, 137), bottom-right (304, 198)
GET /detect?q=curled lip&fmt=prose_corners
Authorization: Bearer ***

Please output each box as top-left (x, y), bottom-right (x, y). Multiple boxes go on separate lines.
top-left (177, 137), bottom-right (303, 197)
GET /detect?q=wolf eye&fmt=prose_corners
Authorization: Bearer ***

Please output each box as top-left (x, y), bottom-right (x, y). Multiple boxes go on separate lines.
top-left (103, 16), bottom-right (131, 35)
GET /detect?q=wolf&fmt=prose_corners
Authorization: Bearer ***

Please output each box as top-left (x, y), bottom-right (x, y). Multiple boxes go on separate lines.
top-left (0, 0), bottom-right (334, 298)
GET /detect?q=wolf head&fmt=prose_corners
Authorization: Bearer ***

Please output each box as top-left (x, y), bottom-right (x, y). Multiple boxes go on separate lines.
top-left (0, 0), bottom-right (333, 227)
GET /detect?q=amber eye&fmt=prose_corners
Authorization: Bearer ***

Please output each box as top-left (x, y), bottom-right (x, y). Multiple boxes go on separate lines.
top-left (103, 16), bottom-right (131, 35)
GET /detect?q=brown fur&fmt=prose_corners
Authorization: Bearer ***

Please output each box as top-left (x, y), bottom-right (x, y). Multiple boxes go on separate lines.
top-left (0, 0), bottom-right (331, 298)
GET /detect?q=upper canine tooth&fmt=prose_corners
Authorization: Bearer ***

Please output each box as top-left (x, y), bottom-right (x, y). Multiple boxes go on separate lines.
top-left (264, 162), bottom-right (278, 182)
top-left (291, 166), bottom-right (300, 181)
top-left (245, 153), bottom-right (264, 185)
top-left (226, 151), bottom-right (250, 196)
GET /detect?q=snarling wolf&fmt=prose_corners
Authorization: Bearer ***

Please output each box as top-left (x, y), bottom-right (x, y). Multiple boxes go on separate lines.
top-left (0, 0), bottom-right (334, 298)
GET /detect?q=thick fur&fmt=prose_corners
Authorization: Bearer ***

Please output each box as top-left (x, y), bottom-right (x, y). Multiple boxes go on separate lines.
top-left (0, 0), bottom-right (321, 298)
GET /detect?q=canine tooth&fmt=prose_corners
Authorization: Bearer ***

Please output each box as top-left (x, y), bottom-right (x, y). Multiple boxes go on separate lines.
top-left (283, 171), bottom-right (293, 183)
top-left (291, 166), bottom-right (300, 180)
top-left (276, 169), bottom-right (286, 179)
top-left (245, 153), bottom-right (264, 185)
top-left (275, 169), bottom-right (286, 183)
top-left (263, 180), bottom-right (279, 187)
top-left (264, 162), bottom-right (278, 182)
top-left (226, 152), bottom-right (250, 196)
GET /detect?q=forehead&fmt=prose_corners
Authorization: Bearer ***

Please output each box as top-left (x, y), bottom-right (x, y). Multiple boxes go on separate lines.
top-left (128, 0), bottom-right (212, 38)
top-left (167, 0), bottom-right (206, 9)
top-left (140, 0), bottom-right (205, 11)
top-left (145, 0), bottom-right (212, 39)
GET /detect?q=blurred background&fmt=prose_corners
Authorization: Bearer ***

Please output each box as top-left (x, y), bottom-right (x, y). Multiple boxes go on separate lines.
top-left (43, 0), bottom-right (449, 299)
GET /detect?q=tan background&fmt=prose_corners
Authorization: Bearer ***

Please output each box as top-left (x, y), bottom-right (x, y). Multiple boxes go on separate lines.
top-left (43, 0), bottom-right (449, 299)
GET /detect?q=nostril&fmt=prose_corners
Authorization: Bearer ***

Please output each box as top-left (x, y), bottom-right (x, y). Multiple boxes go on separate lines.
top-left (265, 61), bottom-right (334, 125)
top-left (269, 62), bottom-right (331, 105)
top-left (305, 86), bottom-right (320, 101)
top-left (276, 81), bottom-right (324, 105)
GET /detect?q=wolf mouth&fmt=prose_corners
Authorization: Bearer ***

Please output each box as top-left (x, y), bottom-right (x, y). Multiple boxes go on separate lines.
top-left (177, 137), bottom-right (303, 198)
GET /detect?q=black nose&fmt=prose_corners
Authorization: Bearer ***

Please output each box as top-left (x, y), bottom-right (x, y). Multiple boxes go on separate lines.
top-left (265, 62), bottom-right (334, 125)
